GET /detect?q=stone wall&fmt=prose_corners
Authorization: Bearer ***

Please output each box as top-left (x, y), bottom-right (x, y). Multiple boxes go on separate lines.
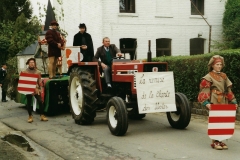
top-left (191, 101), bottom-right (240, 121)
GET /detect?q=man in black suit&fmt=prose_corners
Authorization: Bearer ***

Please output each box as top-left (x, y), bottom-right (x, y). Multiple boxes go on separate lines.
top-left (0, 63), bottom-right (7, 102)
top-left (93, 37), bottom-right (122, 88)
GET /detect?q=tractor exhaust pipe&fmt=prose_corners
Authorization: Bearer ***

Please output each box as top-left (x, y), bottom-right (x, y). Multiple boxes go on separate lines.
top-left (147, 40), bottom-right (152, 62)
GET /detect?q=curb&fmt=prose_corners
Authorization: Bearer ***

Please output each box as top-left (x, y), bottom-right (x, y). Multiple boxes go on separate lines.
top-left (0, 122), bottom-right (64, 160)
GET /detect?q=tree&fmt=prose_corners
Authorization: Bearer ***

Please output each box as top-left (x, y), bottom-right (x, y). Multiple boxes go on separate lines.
top-left (0, 21), bottom-right (14, 62)
top-left (0, 14), bottom-right (41, 72)
top-left (8, 14), bottom-right (41, 57)
top-left (0, 0), bottom-right (32, 22)
top-left (222, 0), bottom-right (240, 49)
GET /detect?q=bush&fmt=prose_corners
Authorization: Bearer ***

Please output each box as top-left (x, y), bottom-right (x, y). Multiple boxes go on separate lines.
top-left (152, 50), bottom-right (240, 102)
top-left (222, 0), bottom-right (240, 49)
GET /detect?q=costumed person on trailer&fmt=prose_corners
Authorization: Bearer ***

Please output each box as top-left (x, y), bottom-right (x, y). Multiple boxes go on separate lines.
top-left (23, 58), bottom-right (48, 123)
top-left (73, 23), bottom-right (94, 62)
top-left (45, 20), bottom-right (64, 79)
top-left (57, 34), bottom-right (67, 77)
top-left (197, 55), bottom-right (238, 150)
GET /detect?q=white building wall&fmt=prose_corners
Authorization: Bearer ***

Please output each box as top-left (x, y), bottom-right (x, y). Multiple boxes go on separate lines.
top-left (51, 0), bottom-right (226, 59)
top-left (52, 0), bottom-right (103, 52)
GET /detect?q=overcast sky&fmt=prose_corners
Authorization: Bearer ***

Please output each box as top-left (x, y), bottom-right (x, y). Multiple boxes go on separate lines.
top-left (30, 0), bottom-right (53, 23)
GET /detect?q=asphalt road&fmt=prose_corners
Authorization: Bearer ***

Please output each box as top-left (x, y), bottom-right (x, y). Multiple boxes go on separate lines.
top-left (0, 100), bottom-right (240, 160)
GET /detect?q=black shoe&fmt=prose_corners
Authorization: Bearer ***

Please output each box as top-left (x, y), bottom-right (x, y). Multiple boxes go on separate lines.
top-left (2, 100), bottom-right (8, 102)
top-left (107, 86), bottom-right (113, 94)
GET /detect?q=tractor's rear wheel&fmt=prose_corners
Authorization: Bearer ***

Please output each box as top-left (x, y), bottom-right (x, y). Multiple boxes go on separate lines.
top-left (166, 92), bottom-right (191, 129)
top-left (107, 97), bottom-right (128, 136)
top-left (69, 67), bottom-right (98, 125)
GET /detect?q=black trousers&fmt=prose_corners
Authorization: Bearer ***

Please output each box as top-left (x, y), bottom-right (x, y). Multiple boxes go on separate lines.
top-left (1, 86), bottom-right (6, 101)
top-left (26, 94), bottom-right (44, 116)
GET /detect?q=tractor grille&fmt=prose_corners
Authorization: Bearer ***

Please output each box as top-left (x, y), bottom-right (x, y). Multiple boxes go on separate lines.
top-left (133, 70), bottom-right (138, 88)
top-left (143, 64), bottom-right (167, 72)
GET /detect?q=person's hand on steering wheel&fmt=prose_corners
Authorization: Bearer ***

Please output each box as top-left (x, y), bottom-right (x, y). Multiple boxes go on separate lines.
top-left (116, 53), bottom-right (123, 57)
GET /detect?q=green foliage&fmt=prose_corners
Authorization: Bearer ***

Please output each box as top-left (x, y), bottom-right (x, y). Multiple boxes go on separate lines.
top-left (0, 35), bottom-right (11, 61)
top-left (6, 56), bottom-right (19, 100)
top-left (0, 0), bottom-right (32, 22)
top-left (0, 14), bottom-right (41, 96)
top-left (0, 14), bottom-right (41, 61)
top-left (152, 50), bottom-right (240, 102)
top-left (222, 0), bottom-right (240, 49)
top-left (0, 21), bottom-right (15, 62)
top-left (8, 14), bottom-right (41, 57)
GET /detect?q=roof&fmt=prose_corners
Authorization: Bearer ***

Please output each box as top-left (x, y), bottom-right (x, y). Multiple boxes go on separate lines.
top-left (17, 41), bottom-right (39, 56)
top-left (44, 0), bottom-right (56, 31)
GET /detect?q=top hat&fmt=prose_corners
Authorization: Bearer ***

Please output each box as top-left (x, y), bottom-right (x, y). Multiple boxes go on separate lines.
top-left (50, 20), bottom-right (59, 26)
top-left (78, 23), bottom-right (86, 28)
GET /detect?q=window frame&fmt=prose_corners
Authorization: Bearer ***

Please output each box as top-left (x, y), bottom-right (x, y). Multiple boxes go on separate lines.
top-left (120, 0), bottom-right (135, 13)
top-left (191, 0), bottom-right (204, 15)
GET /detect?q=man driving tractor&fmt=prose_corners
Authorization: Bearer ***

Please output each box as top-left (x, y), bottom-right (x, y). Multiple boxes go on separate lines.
top-left (93, 37), bottom-right (123, 88)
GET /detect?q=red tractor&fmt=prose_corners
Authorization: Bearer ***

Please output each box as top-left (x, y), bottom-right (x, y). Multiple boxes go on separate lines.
top-left (67, 52), bottom-right (191, 136)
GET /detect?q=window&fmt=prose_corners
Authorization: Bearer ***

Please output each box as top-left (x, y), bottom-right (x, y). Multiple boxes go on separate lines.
top-left (190, 38), bottom-right (204, 55)
top-left (119, 0), bottom-right (135, 13)
top-left (191, 0), bottom-right (204, 15)
top-left (156, 38), bottom-right (171, 57)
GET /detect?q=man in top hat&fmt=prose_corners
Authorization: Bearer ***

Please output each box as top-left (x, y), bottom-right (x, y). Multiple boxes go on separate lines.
top-left (73, 23), bottom-right (94, 62)
top-left (0, 63), bottom-right (7, 102)
top-left (45, 20), bottom-right (64, 79)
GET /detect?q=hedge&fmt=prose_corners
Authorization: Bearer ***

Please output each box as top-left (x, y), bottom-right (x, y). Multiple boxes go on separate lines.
top-left (152, 49), bottom-right (240, 102)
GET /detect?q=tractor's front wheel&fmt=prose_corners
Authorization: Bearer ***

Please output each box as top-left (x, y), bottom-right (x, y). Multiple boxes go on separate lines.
top-left (166, 92), bottom-right (191, 129)
top-left (69, 67), bottom-right (98, 125)
top-left (107, 97), bottom-right (128, 136)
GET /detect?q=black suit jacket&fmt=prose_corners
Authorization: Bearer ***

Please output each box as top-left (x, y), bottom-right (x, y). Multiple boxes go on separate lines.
top-left (93, 44), bottom-right (121, 66)
top-left (0, 68), bottom-right (7, 84)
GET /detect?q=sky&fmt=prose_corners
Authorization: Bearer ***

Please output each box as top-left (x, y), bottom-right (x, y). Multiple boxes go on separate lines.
top-left (30, 0), bottom-right (53, 24)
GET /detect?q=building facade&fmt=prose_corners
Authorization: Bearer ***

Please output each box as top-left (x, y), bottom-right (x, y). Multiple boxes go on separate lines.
top-left (51, 0), bottom-right (226, 59)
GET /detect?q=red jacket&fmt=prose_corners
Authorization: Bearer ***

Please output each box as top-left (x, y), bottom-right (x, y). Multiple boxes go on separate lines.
top-left (45, 29), bottom-right (63, 57)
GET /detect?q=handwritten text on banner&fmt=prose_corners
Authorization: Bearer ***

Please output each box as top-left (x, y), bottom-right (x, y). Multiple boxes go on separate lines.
top-left (135, 72), bottom-right (176, 113)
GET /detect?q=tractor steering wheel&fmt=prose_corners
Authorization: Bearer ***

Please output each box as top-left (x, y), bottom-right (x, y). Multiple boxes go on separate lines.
top-left (113, 56), bottom-right (125, 59)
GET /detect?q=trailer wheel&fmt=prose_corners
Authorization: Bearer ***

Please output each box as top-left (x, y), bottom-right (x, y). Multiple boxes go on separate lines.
top-left (167, 92), bottom-right (191, 129)
top-left (69, 67), bottom-right (98, 125)
top-left (107, 97), bottom-right (128, 136)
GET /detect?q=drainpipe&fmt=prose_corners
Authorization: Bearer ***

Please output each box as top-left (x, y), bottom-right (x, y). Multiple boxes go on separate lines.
top-left (190, 0), bottom-right (212, 53)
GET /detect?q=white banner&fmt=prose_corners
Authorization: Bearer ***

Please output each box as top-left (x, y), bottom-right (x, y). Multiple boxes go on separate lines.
top-left (135, 72), bottom-right (176, 113)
